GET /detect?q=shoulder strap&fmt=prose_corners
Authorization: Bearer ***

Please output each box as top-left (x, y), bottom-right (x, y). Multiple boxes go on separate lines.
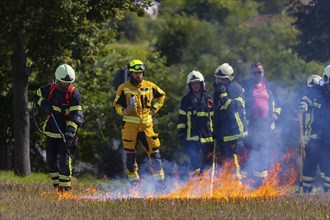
top-left (66, 84), bottom-right (75, 105)
top-left (48, 83), bottom-right (56, 101)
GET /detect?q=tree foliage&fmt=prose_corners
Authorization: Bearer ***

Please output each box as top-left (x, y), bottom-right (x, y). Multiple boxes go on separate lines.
top-left (287, 0), bottom-right (330, 62)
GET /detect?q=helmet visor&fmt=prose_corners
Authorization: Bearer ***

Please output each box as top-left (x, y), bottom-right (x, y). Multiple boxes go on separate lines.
top-left (60, 74), bottom-right (74, 83)
top-left (130, 64), bottom-right (146, 72)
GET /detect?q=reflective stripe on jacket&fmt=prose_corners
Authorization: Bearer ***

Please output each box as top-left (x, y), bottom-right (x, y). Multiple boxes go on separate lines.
top-left (113, 79), bottom-right (165, 124)
top-left (177, 91), bottom-right (214, 143)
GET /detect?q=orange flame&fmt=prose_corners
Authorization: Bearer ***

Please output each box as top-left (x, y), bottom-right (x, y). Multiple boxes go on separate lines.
top-left (39, 150), bottom-right (297, 201)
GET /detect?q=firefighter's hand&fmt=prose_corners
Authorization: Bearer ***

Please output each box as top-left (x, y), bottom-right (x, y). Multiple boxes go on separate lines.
top-left (65, 127), bottom-right (76, 147)
top-left (300, 135), bottom-right (310, 145)
top-left (298, 103), bottom-right (307, 113)
top-left (124, 105), bottom-right (137, 115)
top-left (217, 85), bottom-right (226, 94)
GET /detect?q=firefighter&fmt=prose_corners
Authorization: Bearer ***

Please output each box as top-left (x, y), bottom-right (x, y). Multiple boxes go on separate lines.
top-left (177, 70), bottom-right (214, 175)
top-left (300, 65), bottom-right (330, 193)
top-left (213, 63), bottom-right (247, 182)
top-left (240, 62), bottom-right (281, 187)
top-left (113, 59), bottom-right (165, 184)
top-left (34, 64), bottom-right (84, 192)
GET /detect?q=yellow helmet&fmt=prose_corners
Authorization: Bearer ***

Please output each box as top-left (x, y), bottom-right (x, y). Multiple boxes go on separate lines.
top-left (128, 59), bottom-right (146, 73)
top-left (55, 64), bottom-right (75, 83)
top-left (306, 75), bottom-right (321, 87)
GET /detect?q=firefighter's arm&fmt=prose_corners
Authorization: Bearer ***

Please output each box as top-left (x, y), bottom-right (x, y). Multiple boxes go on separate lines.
top-left (222, 95), bottom-right (248, 142)
top-left (113, 86), bottom-right (127, 116)
top-left (177, 99), bottom-right (188, 143)
top-left (298, 95), bottom-right (313, 113)
top-left (66, 90), bottom-right (84, 136)
top-left (34, 85), bottom-right (52, 112)
top-left (151, 84), bottom-right (165, 113)
top-left (216, 85), bottom-right (229, 105)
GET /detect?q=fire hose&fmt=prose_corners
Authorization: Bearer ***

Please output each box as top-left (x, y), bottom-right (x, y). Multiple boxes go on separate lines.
top-left (32, 101), bottom-right (72, 154)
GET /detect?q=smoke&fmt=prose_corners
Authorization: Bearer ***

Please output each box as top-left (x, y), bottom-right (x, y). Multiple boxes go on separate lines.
top-left (240, 81), bottom-right (301, 186)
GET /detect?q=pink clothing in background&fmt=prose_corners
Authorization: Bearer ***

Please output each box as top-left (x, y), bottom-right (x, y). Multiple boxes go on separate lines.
top-left (252, 80), bottom-right (269, 119)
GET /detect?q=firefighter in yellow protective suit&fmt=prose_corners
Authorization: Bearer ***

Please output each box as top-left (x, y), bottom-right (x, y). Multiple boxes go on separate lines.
top-left (113, 59), bottom-right (165, 184)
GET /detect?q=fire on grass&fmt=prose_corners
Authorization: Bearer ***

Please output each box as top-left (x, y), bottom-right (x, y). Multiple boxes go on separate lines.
top-left (40, 150), bottom-right (297, 201)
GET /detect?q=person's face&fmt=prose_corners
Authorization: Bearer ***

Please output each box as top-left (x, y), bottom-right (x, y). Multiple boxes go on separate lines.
top-left (190, 81), bottom-right (201, 93)
top-left (250, 66), bottom-right (264, 83)
top-left (56, 80), bottom-right (70, 91)
top-left (215, 76), bottom-right (229, 85)
top-left (131, 72), bottom-right (143, 83)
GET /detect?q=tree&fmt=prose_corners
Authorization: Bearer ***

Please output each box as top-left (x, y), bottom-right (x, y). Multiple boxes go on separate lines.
top-left (287, 0), bottom-right (330, 62)
top-left (0, 0), bottom-right (149, 176)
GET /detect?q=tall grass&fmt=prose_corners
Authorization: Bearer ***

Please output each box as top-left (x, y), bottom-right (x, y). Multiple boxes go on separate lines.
top-left (0, 171), bottom-right (329, 219)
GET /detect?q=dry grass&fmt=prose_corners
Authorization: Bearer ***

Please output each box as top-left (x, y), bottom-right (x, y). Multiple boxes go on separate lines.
top-left (0, 171), bottom-right (329, 219)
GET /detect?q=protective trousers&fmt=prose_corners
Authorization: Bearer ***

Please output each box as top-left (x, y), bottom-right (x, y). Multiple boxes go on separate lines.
top-left (122, 122), bottom-right (164, 182)
top-left (303, 139), bottom-right (330, 192)
top-left (46, 138), bottom-right (72, 188)
top-left (219, 140), bottom-right (244, 184)
top-left (184, 141), bottom-right (213, 174)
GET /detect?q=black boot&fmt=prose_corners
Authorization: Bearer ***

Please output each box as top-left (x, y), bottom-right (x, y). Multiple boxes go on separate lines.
top-left (303, 186), bottom-right (312, 194)
top-left (58, 186), bottom-right (72, 192)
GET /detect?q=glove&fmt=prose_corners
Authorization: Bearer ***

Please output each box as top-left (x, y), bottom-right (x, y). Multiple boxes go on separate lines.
top-left (65, 126), bottom-right (76, 148)
top-left (217, 85), bottom-right (228, 105)
top-left (232, 140), bottom-right (245, 155)
top-left (217, 85), bottom-right (226, 94)
top-left (300, 135), bottom-right (310, 145)
top-left (124, 105), bottom-right (137, 115)
top-left (298, 102), bottom-right (307, 113)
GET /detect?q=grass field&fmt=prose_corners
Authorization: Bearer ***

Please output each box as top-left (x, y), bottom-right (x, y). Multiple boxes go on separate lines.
top-left (1, 171), bottom-right (330, 219)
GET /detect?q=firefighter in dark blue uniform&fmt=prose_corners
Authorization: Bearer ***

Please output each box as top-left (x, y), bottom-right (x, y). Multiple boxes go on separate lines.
top-left (34, 64), bottom-right (84, 192)
top-left (177, 70), bottom-right (214, 175)
top-left (213, 63), bottom-right (247, 183)
top-left (299, 65), bottom-right (330, 193)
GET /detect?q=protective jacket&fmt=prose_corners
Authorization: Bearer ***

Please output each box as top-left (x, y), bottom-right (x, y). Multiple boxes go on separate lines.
top-left (213, 81), bottom-right (248, 142)
top-left (113, 79), bottom-right (165, 124)
top-left (299, 86), bottom-right (321, 141)
top-left (177, 91), bottom-right (214, 144)
top-left (35, 83), bottom-right (83, 137)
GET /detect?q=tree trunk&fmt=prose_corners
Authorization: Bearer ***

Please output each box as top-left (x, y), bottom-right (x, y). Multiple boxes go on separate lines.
top-left (12, 38), bottom-right (31, 176)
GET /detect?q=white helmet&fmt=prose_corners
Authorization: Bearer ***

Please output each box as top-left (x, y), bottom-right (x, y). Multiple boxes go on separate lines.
top-left (187, 70), bottom-right (205, 90)
top-left (306, 75), bottom-right (321, 87)
top-left (55, 64), bottom-right (75, 83)
top-left (214, 63), bottom-right (234, 81)
top-left (320, 64), bottom-right (330, 86)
